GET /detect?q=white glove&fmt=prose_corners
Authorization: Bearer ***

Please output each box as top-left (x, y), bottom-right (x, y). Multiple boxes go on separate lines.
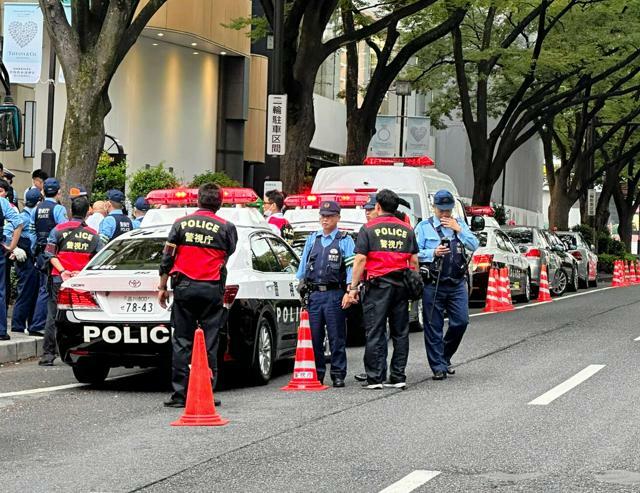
top-left (12, 247), bottom-right (27, 262)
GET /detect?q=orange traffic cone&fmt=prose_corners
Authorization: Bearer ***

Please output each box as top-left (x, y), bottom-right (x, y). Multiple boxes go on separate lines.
top-left (536, 264), bottom-right (552, 302)
top-left (611, 260), bottom-right (623, 287)
top-left (281, 309), bottom-right (328, 391)
top-left (631, 262), bottom-right (638, 284)
top-left (171, 328), bottom-right (228, 427)
top-left (497, 267), bottom-right (514, 311)
top-left (624, 261), bottom-right (631, 286)
top-left (483, 267), bottom-right (500, 313)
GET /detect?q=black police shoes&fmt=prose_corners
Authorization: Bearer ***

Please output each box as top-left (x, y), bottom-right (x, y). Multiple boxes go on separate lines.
top-left (333, 378), bottom-right (345, 388)
top-left (38, 356), bottom-right (54, 366)
top-left (0, 334), bottom-right (10, 341)
top-left (28, 331), bottom-right (44, 337)
top-left (164, 397), bottom-right (222, 408)
top-left (354, 373), bottom-right (367, 382)
top-left (432, 371), bottom-right (447, 380)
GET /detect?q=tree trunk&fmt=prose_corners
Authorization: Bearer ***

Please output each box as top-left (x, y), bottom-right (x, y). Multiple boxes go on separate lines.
top-left (617, 209), bottom-right (633, 251)
top-left (548, 184), bottom-right (574, 230)
top-left (346, 109), bottom-right (377, 165)
top-left (470, 142), bottom-right (495, 205)
top-left (594, 168), bottom-right (618, 233)
top-left (58, 86), bottom-right (110, 196)
top-left (281, 80), bottom-right (315, 192)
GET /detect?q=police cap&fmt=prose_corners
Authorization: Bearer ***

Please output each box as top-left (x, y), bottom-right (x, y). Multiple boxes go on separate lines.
top-left (134, 196), bottom-right (150, 211)
top-left (363, 194), bottom-right (376, 210)
top-left (319, 200), bottom-right (341, 216)
top-left (107, 189), bottom-right (125, 203)
top-left (433, 189), bottom-right (455, 210)
top-left (25, 187), bottom-right (42, 207)
top-left (43, 178), bottom-right (60, 195)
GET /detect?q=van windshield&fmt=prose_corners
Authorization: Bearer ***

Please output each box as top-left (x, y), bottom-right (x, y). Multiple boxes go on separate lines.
top-left (397, 194), bottom-right (422, 224)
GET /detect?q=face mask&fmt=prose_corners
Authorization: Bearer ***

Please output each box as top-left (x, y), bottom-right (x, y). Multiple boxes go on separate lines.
top-left (263, 209), bottom-right (272, 217)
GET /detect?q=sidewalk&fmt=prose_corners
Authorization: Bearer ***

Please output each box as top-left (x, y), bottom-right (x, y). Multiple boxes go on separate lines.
top-left (0, 331), bottom-right (44, 364)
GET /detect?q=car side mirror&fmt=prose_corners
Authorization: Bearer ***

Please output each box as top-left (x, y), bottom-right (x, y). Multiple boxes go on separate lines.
top-left (0, 104), bottom-right (21, 151)
top-left (470, 216), bottom-right (485, 232)
top-left (518, 245), bottom-right (528, 254)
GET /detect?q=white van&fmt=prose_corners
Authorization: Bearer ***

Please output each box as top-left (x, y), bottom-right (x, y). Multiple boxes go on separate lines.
top-left (311, 164), bottom-right (464, 224)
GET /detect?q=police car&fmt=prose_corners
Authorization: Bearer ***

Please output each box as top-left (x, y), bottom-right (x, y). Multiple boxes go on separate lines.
top-left (56, 188), bottom-right (302, 385)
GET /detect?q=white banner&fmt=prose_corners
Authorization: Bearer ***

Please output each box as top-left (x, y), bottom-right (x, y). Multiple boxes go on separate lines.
top-left (405, 116), bottom-right (431, 157)
top-left (368, 116), bottom-right (398, 157)
top-left (2, 3), bottom-right (44, 84)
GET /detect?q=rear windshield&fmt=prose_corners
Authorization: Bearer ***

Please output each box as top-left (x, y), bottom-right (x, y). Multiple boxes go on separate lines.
top-left (87, 238), bottom-right (165, 270)
top-left (474, 232), bottom-right (488, 247)
top-left (504, 228), bottom-right (533, 244)
top-left (557, 234), bottom-right (577, 249)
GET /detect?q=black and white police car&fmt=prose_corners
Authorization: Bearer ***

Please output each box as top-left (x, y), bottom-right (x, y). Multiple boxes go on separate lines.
top-left (56, 188), bottom-right (302, 385)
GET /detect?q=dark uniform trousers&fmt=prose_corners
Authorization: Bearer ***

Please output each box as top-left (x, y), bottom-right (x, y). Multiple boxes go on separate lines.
top-left (422, 278), bottom-right (469, 373)
top-left (308, 289), bottom-right (347, 381)
top-left (363, 277), bottom-right (409, 384)
top-left (170, 277), bottom-right (225, 399)
top-left (42, 278), bottom-right (62, 359)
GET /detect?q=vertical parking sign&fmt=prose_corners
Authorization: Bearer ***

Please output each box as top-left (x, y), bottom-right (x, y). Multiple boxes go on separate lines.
top-left (267, 94), bottom-right (287, 156)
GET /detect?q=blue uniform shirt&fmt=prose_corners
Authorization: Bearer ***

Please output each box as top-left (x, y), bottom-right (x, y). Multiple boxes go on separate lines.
top-left (19, 207), bottom-right (37, 252)
top-left (2, 199), bottom-right (24, 246)
top-left (296, 228), bottom-right (356, 284)
top-left (415, 216), bottom-right (479, 263)
top-left (99, 209), bottom-right (125, 241)
top-left (29, 197), bottom-right (68, 227)
top-left (132, 216), bottom-right (144, 229)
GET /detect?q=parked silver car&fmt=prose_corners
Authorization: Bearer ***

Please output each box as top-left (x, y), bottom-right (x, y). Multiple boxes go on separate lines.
top-left (541, 230), bottom-right (580, 293)
top-left (556, 231), bottom-right (599, 288)
top-left (502, 226), bottom-right (566, 296)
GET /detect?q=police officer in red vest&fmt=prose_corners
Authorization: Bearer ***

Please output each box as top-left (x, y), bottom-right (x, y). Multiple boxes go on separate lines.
top-left (158, 183), bottom-right (238, 408)
top-left (348, 189), bottom-right (419, 389)
top-left (39, 197), bottom-right (103, 365)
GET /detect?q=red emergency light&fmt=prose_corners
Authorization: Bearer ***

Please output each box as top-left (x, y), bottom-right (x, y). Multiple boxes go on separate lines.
top-left (146, 187), bottom-right (258, 206)
top-left (465, 205), bottom-right (495, 217)
top-left (284, 193), bottom-right (370, 208)
top-left (363, 155), bottom-right (435, 167)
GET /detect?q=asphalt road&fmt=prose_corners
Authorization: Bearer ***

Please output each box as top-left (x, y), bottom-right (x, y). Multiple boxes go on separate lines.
top-left (1, 285), bottom-right (640, 492)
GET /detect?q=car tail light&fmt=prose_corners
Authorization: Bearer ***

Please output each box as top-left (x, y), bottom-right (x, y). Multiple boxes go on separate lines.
top-left (525, 248), bottom-right (541, 258)
top-left (223, 285), bottom-right (239, 308)
top-left (57, 288), bottom-right (100, 311)
top-left (571, 251), bottom-right (583, 261)
top-left (472, 254), bottom-right (493, 270)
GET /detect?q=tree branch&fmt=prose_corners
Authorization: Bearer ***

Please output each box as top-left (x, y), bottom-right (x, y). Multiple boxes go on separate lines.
top-left (39, 0), bottom-right (79, 74)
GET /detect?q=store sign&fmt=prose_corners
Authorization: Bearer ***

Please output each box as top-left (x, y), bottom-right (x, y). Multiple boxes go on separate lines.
top-left (267, 94), bottom-right (287, 156)
top-left (587, 188), bottom-right (597, 216)
top-left (368, 116), bottom-right (398, 157)
top-left (2, 3), bottom-right (44, 84)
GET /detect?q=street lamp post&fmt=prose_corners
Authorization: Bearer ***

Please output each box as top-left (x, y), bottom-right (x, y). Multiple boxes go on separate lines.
top-left (395, 80), bottom-right (412, 157)
top-left (41, 43), bottom-right (57, 177)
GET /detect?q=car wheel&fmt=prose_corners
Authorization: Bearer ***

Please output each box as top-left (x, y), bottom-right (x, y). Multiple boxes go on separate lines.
top-left (516, 271), bottom-right (531, 303)
top-left (72, 362), bottom-right (110, 385)
top-left (567, 267), bottom-right (579, 292)
top-left (578, 274), bottom-right (589, 289)
top-left (250, 316), bottom-right (274, 385)
top-left (551, 269), bottom-right (567, 297)
top-left (589, 275), bottom-right (598, 288)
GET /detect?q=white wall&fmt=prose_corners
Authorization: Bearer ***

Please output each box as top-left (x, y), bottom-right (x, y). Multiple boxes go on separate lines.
top-left (311, 94), bottom-right (347, 156)
top-left (35, 35), bottom-right (220, 183)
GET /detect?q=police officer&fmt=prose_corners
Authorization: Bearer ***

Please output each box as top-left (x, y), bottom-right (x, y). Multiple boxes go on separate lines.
top-left (99, 189), bottom-right (133, 243)
top-left (11, 188), bottom-right (41, 336)
top-left (0, 180), bottom-right (22, 341)
top-left (39, 196), bottom-right (103, 365)
top-left (415, 190), bottom-right (479, 380)
top-left (158, 183), bottom-right (238, 408)
top-left (31, 178), bottom-right (68, 337)
top-left (348, 189), bottom-right (419, 389)
top-left (132, 197), bottom-right (150, 228)
top-left (296, 200), bottom-right (355, 387)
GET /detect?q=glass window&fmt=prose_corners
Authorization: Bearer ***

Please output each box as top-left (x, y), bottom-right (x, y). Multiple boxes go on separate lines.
top-left (266, 236), bottom-right (300, 274)
top-left (498, 231), bottom-right (519, 254)
top-left (495, 233), bottom-right (509, 251)
top-left (504, 228), bottom-right (533, 245)
top-left (558, 234), bottom-right (578, 250)
top-left (87, 238), bottom-right (165, 270)
top-left (473, 231), bottom-right (488, 247)
top-left (251, 236), bottom-right (281, 272)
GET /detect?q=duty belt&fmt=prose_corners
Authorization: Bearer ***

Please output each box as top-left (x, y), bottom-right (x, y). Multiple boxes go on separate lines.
top-left (308, 282), bottom-right (344, 292)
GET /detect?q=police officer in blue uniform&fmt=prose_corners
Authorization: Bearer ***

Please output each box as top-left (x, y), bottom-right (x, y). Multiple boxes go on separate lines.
top-left (99, 189), bottom-right (133, 243)
top-left (11, 188), bottom-right (41, 335)
top-left (415, 190), bottom-right (479, 380)
top-left (296, 201), bottom-right (356, 387)
top-left (31, 178), bottom-right (68, 336)
top-left (132, 197), bottom-right (150, 228)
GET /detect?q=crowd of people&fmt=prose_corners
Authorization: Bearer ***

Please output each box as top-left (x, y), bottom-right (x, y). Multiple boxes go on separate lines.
top-left (0, 167), bottom-right (152, 367)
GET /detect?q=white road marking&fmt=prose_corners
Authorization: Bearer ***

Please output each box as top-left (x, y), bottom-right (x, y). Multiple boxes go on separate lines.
top-left (469, 286), bottom-right (614, 318)
top-left (528, 364), bottom-right (605, 406)
top-left (379, 470), bottom-right (441, 493)
top-left (0, 370), bottom-right (149, 398)
top-left (635, 336), bottom-right (640, 341)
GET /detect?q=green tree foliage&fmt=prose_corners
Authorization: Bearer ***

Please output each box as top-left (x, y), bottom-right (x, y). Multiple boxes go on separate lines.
top-left (92, 153), bottom-right (126, 202)
top-left (190, 171), bottom-right (239, 188)
top-left (128, 164), bottom-right (179, 203)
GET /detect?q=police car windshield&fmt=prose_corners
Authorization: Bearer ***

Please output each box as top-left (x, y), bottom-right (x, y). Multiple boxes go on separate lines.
top-left (557, 233), bottom-right (577, 249)
top-left (504, 228), bottom-right (533, 244)
top-left (87, 238), bottom-right (165, 270)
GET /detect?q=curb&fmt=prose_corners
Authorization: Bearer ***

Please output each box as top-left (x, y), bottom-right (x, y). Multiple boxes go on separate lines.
top-left (0, 333), bottom-right (44, 364)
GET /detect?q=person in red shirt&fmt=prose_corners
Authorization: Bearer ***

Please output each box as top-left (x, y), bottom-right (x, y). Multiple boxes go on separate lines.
top-left (40, 196), bottom-right (103, 365)
top-left (348, 189), bottom-right (418, 389)
top-left (264, 190), bottom-right (294, 241)
top-left (158, 183), bottom-right (238, 408)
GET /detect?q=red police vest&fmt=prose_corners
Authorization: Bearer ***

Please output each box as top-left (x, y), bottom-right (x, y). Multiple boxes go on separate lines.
top-left (355, 214), bottom-right (418, 279)
top-left (167, 210), bottom-right (237, 281)
top-left (47, 220), bottom-right (100, 276)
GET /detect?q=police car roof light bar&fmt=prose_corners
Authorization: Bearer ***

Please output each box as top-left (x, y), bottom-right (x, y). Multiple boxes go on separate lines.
top-left (284, 193), bottom-right (370, 208)
top-left (146, 187), bottom-right (259, 206)
top-left (465, 205), bottom-right (495, 217)
top-left (363, 155), bottom-right (435, 167)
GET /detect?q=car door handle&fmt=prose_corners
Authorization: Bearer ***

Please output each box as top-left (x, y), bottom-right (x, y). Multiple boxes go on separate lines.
top-left (265, 281), bottom-right (275, 289)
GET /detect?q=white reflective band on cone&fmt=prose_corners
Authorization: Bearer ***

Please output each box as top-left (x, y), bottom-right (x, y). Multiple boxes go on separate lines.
top-left (294, 361), bottom-right (316, 370)
top-left (296, 339), bottom-right (313, 348)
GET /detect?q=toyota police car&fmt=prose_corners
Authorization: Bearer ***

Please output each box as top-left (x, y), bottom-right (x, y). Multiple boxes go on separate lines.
top-left (56, 187), bottom-right (302, 385)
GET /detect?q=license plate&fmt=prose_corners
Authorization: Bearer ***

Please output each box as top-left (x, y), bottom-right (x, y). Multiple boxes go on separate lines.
top-left (118, 296), bottom-right (155, 314)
